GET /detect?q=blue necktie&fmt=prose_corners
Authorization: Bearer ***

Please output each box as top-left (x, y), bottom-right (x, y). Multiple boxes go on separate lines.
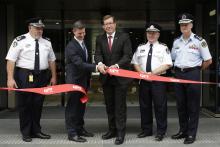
top-left (82, 42), bottom-right (88, 61)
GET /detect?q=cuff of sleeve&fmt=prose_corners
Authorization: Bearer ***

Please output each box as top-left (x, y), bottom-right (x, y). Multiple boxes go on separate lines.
top-left (98, 62), bottom-right (103, 66)
top-left (95, 65), bottom-right (98, 72)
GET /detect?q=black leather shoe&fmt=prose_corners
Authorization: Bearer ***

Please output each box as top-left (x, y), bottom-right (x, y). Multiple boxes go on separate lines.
top-left (32, 132), bottom-right (51, 139)
top-left (78, 129), bottom-right (94, 137)
top-left (171, 132), bottom-right (187, 139)
top-left (115, 136), bottom-right (124, 145)
top-left (137, 131), bottom-right (153, 138)
top-left (22, 135), bottom-right (32, 142)
top-left (184, 136), bottom-right (195, 144)
top-left (68, 135), bottom-right (87, 142)
top-left (155, 134), bottom-right (164, 141)
top-left (102, 131), bottom-right (116, 140)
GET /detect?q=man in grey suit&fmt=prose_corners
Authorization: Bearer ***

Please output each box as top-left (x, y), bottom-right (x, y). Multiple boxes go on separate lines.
top-left (65, 20), bottom-right (103, 143)
top-left (95, 15), bottom-right (132, 145)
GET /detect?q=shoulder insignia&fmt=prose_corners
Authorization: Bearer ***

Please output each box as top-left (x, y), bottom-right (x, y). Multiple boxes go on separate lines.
top-left (194, 35), bottom-right (203, 41)
top-left (201, 40), bottom-right (208, 48)
top-left (12, 41), bottom-right (18, 47)
top-left (43, 37), bottom-right (51, 41)
top-left (174, 36), bottom-right (181, 41)
top-left (159, 42), bottom-right (167, 46)
top-left (15, 35), bottom-right (26, 41)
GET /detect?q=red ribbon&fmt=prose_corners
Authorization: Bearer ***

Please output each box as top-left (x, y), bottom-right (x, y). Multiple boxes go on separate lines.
top-left (106, 68), bottom-right (215, 85)
top-left (0, 69), bottom-right (215, 103)
top-left (0, 84), bottom-right (88, 103)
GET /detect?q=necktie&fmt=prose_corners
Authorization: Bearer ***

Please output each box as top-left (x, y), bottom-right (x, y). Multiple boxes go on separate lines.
top-left (146, 44), bottom-right (153, 72)
top-left (34, 39), bottom-right (40, 74)
top-left (108, 35), bottom-right (112, 51)
top-left (81, 41), bottom-right (88, 61)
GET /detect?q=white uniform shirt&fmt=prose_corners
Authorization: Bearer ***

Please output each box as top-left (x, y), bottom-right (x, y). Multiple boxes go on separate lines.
top-left (131, 41), bottom-right (172, 73)
top-left (6, 33), bottom-right (56, 70)
top-left (171, 33), bottom-right (212, 68)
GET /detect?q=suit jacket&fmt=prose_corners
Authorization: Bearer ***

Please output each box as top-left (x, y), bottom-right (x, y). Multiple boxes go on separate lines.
top-left (65, 38), bottom-right (96, 89)
top-left (95, 32), bottom-right (132, 85)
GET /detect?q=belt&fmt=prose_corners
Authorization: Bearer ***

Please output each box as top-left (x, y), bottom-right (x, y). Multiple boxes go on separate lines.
top-left (174, 66), bottom-right (200, 72)
top-left (16, 67), bottom-right (48, 74)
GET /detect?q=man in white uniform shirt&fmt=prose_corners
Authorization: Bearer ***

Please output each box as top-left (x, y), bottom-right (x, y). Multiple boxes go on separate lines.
top-left (6, 17), bottom-right (56, 142)
top-left (131, 23), bottom-right (172, 141)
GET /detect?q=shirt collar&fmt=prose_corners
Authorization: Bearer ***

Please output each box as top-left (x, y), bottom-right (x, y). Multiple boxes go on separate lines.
top-left (74, 36), bottom-right (83, 45)
top-left (180, 32), bottom-right (194, 42)
top-left (147, 41), bottom-right (159, 47)
top-left (27, 33), bottom-right (42, 42)
top-left (106, 32), bottom-right (116, 39)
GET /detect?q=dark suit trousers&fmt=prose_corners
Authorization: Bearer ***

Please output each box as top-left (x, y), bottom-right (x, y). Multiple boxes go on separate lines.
top-left (103, 76), bottom-right (128, 136)
top-left (65, 91), bottom-right (86, 135)
top-left (139, 80), bottom-right (167, 135)
top-left (14, 68), bottom-right (49, 136)
top-left (174, 69), bottom-right (201, 137)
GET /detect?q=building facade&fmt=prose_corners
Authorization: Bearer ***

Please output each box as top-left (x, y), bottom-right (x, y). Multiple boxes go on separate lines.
top-left (0, 0), bottom-right (219, 116)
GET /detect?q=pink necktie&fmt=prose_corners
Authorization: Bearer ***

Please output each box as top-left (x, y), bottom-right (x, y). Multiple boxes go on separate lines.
top-left (108, 36), bottom-right (112, 51)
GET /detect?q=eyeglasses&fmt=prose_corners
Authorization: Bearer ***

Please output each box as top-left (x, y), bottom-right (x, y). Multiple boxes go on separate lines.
top-left (103, 22), bottom-right (115, 26)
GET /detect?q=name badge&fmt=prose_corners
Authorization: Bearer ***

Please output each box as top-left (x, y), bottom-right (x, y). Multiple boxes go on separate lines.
top-left (29, 74), bottom-right (33, 82)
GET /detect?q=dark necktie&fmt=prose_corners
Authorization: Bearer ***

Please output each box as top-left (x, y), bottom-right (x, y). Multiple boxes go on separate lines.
top-left (108, 35), bottom-right (112, 51)
top-left (146, 44), bottom-right (153, 72)
top-left (82, 42), bottom-right (88, 61)
top-left (34, 39), bottom-right (40, 74)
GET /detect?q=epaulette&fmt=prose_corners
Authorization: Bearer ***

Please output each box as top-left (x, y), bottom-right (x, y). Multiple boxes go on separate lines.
top-left (138, 43), bottom-right (146, 47)
top-left (174, 36), bottom-right (180, 41)
top-left (159, 42), bottom-right (167, 46)
top-left (194, 35), bottom-right (203, 41)
top-left (43, 37), bottom-right (51, 41)
top-left (15, 35), bottom-right (26, 41)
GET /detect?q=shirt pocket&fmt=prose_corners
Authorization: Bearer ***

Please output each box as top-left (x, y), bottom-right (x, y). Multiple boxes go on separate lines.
top-left (42, 48), bottom-right (51, 58)
top-left (23, 48), bottom-right (35, 58)
top-left (175, 49), bottom-right (181, 54)
top-left (187, 49), bottom-right (200, 61)
top-left (153, 53), bottom-right (163, 63)
top-left (137, 53), bottom-right (147, 65)
top-left (187, 49), bottom-right (199, 54)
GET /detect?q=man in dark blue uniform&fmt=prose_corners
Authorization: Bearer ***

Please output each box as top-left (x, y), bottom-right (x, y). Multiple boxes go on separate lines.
top-left (6, 17), bottom-right (57, 142)
top-left (171, 13), bottom-right (212, 144)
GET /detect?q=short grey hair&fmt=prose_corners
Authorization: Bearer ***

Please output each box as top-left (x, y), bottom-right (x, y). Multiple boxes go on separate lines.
top-left (72, 20), bottom-right (85, 30)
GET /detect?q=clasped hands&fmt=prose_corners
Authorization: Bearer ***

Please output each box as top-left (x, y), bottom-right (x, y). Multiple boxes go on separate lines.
top-left (97, 64), bottom-right (118, 74)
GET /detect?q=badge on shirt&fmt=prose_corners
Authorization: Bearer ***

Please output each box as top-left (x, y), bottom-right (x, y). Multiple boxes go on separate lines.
top-left (189, 44), bottom-right (199, 50)
top-left (201, 41), bottom-right (207, 48)
top-left (29, 74), bottom-right (34, 82)
top-left (140, 49), bottom-right (145, 53)
top-left (13, 41), bottom-right (18, 47)
top-left (25, 44), bottom-right (31, 48)
top-left (174, 47), bottom-right (180, 50)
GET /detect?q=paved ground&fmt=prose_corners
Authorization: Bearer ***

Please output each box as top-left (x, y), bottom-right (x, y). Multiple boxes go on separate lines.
top-left (0, 106), bottom-right (220, 147)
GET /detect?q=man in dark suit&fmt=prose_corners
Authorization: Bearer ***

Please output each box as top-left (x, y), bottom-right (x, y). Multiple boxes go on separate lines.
top-left (95, 15), bottom-right (132, 145)
top-left (65, 20), bottom-right (103, 142)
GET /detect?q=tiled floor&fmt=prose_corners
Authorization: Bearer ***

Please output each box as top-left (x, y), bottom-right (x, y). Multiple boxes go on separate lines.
top-left (0, 106), bottom-right (220, 147)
